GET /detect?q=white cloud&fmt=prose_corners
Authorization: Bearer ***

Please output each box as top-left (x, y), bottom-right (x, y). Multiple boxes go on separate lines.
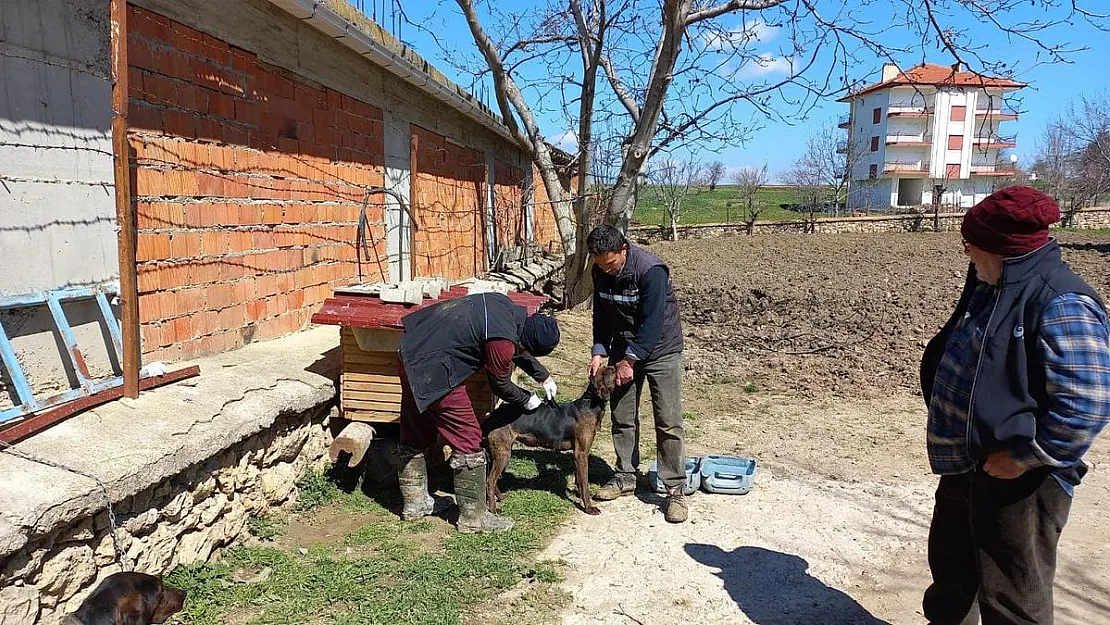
top-left (732, 54), bottom-right (793, 80)
top-left (552, 130), bottom-right (578, 151)
top-left (703, 19), bottom-right (779, 50)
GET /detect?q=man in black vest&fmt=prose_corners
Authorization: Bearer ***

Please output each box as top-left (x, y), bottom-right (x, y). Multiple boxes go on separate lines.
top-left (920, 186), bottom-right (1110, 624)
top-left (586, 225), bottom-right (689, 523)
top-left (394, 292), bottom-right (560, 533)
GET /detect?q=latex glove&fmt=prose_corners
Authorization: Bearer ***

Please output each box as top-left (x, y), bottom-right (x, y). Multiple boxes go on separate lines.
top-left (542, 377), bottom-right (558, 401)
top-left (588, 354), bottom-right (605, 377)
top-left (523, 393), bottom-right (543, 411)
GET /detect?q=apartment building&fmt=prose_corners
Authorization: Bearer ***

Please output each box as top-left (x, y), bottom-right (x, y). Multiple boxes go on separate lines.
top-left (839, 62), bottom-right (1025, 210)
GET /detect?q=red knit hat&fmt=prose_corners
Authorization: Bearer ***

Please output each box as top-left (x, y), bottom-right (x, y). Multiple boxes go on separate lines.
top-left (961, 186), bottom-right (1060, 257)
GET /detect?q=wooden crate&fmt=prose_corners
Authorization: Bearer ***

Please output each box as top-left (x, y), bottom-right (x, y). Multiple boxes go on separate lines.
top-left (340, 327), bottom-right (496, 423)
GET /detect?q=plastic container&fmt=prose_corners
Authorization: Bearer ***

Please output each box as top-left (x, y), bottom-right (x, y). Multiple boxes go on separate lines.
top-left (699, 455), bottom-right (757, 495)
top-left (647, 457), bottom-right (701, 495)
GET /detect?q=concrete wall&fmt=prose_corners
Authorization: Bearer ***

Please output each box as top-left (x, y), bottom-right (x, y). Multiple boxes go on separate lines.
top-left (0, 0), bottom-right (122, 410)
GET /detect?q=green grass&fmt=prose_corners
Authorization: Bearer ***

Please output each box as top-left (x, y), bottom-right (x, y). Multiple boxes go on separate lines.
top-left (633, 185), bottom-right (825, 226)
top-left (247, 514), bottom-right (286, 542)
top-left (166, 457), bottom-right (578, 625)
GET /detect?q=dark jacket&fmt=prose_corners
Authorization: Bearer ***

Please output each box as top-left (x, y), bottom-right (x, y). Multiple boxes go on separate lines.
top-left (592, 243), bottom-right (683, 361)
top-left (400, 293), bottom-right (549, 412)
top-left (921, 241), bottom-right (1104, 486)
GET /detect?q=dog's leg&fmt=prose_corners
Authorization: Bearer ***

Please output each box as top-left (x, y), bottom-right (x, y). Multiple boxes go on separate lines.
top-left (574, 420), bottom-right (602, 515)
top-left (486, 428), bottom-right (514, 514)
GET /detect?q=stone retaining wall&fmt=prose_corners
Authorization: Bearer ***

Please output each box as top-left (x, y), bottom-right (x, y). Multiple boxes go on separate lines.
top-left (628, 208), bottom-right (1110, 244)
top-left (0, 406), bottom-right (332, 625)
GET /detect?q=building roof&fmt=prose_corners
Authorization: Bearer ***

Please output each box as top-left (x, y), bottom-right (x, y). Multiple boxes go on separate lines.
top-left (838, 63), bottom-right (1025, 101)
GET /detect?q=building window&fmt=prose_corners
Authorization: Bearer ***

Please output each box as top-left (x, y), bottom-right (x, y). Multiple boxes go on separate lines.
top-left (946, 163), bottom-right (961, 178)
top-left (951, 105), bottom-right (966, 122)
top-left (869, 164), bottom-right (878, 179)
top-left (873, 108), bottom-right (882, 124)
top-left (948, 135), bottom-right (964, 150)
top-left (870, 136), bottom-right (880, 152)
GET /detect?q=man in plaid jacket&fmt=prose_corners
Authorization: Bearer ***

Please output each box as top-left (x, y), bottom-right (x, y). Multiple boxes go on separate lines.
top-left (920, 186), bottom-right (1110, 625)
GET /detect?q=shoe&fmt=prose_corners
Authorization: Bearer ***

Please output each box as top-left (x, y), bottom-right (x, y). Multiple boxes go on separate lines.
top-left (594, 473), bottom-right (638, 501)
top-left (393, 445), bottom-right (449, 521)
top-left (664, 488), bottom-right (689, 523)
top-left (452, 452), bottom-right (514, 533)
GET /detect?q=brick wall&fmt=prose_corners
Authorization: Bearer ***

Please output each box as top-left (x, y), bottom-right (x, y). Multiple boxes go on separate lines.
top-left (127, 6), bottom-right (385, 362)
top-left (410, 125), bottom-right (485, 280)
top-left (531, 164), bottom-right (564, 252)
top-left (494, 161), bottom-right (525, 251)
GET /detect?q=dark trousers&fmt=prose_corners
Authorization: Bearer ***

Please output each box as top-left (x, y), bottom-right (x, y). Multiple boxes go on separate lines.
top-left (398, 364), bottom-right (482, 454)
top-left (923, 469), bottom-right (1072, 625)
top-left (608, 352), bottom-right (685, 488)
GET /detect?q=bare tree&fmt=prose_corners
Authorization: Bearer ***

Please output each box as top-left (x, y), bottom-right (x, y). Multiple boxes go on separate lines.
top-left (706, 161), bottom-right (728, 191)
top-left (432, 0), bottom-right (1106, 303)
top-left (649, 159), bottom-right (704, 241)
top-left (732, 165), bottom-right (769, 234)
top-left (784, 124), bottom-right (860, 229)
top-left (1034, 92), bottom-right (1110, 222)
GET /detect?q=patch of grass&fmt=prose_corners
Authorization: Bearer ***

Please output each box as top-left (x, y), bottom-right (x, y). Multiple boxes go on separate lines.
top-left (168, 459), bottom-right (579, 625)
top-left (247, 514), bottom-right (285, 541)
top-left (742, 382), bottom-right (760, 394)
top-left (633, 185), bottom-right (825, 226)
top-left (682, 411), bottom-right (698, 422)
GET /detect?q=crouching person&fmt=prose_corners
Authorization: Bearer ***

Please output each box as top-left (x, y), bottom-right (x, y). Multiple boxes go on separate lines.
top-left (393, 293), bottom-right (560, 533)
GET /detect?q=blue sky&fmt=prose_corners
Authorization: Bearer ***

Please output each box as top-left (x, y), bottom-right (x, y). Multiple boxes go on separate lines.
top-left (390, 1), bottom-right (1109, 180)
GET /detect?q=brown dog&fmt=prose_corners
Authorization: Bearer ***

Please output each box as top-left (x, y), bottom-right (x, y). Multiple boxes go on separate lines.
top-left (63, 572), bottom-right (186, 625)
top-left (482, 367), bottom-right (617, 515)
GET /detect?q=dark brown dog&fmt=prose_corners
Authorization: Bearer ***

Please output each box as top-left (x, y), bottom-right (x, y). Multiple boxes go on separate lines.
top-left (63, 572), bottom-right (186, 625)
top-left (482, 366), bottom-right (617, 515)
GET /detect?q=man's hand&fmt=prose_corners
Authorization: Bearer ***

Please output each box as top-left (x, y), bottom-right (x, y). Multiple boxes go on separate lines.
top-left (523, 393), bottom-right (543, 412)
top-left (588, 354), bottom-right (605, 377)
top-left (983, 451), bottom-right (1026, 480)
top-left (542, 377), bottom-right (558, 401)
top-left (615, 359), bottom-right (635, 386)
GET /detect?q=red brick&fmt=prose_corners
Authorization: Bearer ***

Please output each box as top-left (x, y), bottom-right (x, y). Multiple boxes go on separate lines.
top-left (231, 280), bottom-right (255, 304)
top-left (246, 299), bottom-right (266, 322)
top-left (138, 292), bottom-right (171, 323)
top-left (206, 283), bottom-right (233, 310)
top-left (164, 110), bottom-right (196, 139)
top-left (251, 230), bottom-right (275, 250)
top-left (196, 310), bottom-right (220, 337)
top-left (218, 304), bottom-right (247, 330)
top-left (174, 287), bottom-right (206, 316)
top-left (287, 289), bottom-right (305, 310)
top-left (276, 273), bottom-right (295, 293)
top-left (140, 323), bottom-right (162, 352)
top-left (136, 233), bottom-right (171, 262)
top-left (200, 230), bottom-right (228, 256)
top-left (172, 315), bottom-right (199, 343)
top-left (262, 205), bottom-right (283, 225)
top-left (230, 47), bottom-right (256, 73)
top-left (197, 172), bottom-right (224, 197)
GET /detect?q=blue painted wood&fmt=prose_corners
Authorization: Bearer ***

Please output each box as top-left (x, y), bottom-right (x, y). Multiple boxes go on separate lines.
top-left (96, 291), bottom-right (124, 360)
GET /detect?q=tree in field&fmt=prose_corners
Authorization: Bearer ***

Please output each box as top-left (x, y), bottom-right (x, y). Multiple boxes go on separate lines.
top-left (732, 165), bottom-right (769, 234)
top-left (649, 159), bottom-right (705, 241)
top-left (706, 161), bottom-right (728, 191)
top-left (435, 0), bottom-right (1106, 302)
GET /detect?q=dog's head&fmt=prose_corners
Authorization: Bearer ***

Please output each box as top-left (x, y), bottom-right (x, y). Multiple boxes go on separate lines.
top-left (71, 572), bottom-right (186, 625)
top-left (591, 366), bottom-right (617, 401)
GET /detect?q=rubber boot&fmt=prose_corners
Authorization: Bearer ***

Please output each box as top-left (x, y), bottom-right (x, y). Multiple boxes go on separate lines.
top-left (451, 451), bottom-right (514, 533)
top-left (393, 445), bottom-right (441, 521)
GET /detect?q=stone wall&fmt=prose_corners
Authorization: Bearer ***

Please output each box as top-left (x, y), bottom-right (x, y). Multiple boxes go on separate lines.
top-left (628, 208), bottom-right (1110, 245)
top-left (0, 406), bottom-right (332, 625)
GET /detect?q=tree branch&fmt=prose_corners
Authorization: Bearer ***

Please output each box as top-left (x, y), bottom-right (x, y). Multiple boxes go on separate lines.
top-left (686, 0), bottom-right (789, 26)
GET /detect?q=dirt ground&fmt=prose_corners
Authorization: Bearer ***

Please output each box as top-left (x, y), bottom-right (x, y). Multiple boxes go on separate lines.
top-left (529, 232), bottom-right (1110, 625)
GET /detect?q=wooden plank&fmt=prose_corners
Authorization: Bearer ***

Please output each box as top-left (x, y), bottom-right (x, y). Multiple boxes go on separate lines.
top-left (342, 381), bottom-right (401, 393)
top-left (343, 390), bottom-right (403, 403)
top-left (342, 352), bottom-right (401, 366)
top-left (343, 408), bottom-right (400, 424)
top-left (341, 372), bottom-right (402, 385)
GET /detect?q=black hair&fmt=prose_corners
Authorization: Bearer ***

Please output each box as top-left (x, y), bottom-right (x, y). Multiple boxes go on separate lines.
top-left (586, 225), bottom-right (627, 255)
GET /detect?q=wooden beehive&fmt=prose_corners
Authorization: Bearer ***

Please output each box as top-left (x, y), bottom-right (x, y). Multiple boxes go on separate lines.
top-left (340, 327), bottom-right (495, 423)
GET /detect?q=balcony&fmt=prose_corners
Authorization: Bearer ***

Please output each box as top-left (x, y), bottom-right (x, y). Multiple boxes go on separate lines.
top-left (972, 133), bottom-right (1017, 148)
top-left (970, 163), bottom-right (1018, 176)
top-left (886, 134), bottom-right (931, 147)
top-left (887, 105), bottom-right (931, 117)
top-left (975, 107), bottom-right (1019, 121)
top-left (884, 161), bottom-right (930, 176)
top-left (837, 114), bottom-right (851, 128)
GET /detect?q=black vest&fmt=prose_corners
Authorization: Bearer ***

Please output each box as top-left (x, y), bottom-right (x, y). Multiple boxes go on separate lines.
top-left (593, 244), bottom-right (684, 360)
top-left (400, 293), bottom-right (526, 412)
top-left (921, 241), bottom-right (1104, 486)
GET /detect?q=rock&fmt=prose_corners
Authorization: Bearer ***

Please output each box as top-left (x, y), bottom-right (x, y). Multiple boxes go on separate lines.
top-left (161, 491), bottom-right (192, 522)
top-left (174, 529), bottom-right (221, 566)
top-left (1, 548), bottom-right (46, 586)
top-left (261, 463), bottom-right (297, 504)
top-left (0, 584), bottom-right (40, 625)
top-left (121, 509), bottom-right (158, 536)
top-left (193, 476), bottom-right (217, 502)
top-left (37, 544), bottom-right (96, 597)
top-left (231, 566), bottom-right (273, 584)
